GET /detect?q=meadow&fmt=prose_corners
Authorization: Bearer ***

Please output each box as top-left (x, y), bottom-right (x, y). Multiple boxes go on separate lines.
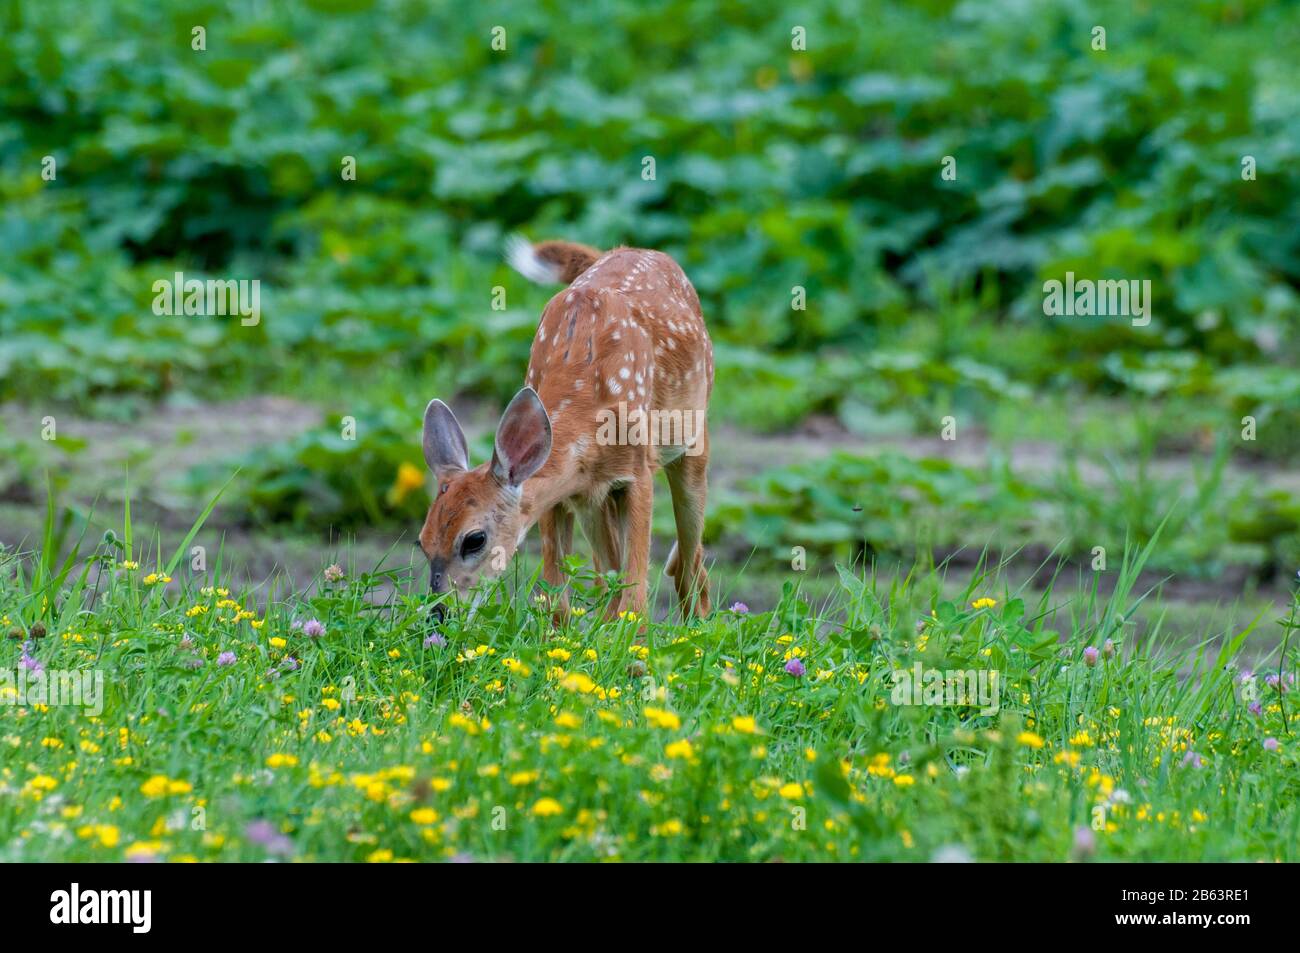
top-left (3, 505), bottom-right (1298, 862)
top-left (2, 0), bottom-right (1299, 862)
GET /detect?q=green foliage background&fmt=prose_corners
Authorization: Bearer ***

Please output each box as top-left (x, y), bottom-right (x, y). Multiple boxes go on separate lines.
top-left (5, 0), bottom-right (1298, 392)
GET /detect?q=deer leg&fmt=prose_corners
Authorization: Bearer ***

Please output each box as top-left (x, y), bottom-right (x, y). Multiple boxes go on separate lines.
top-left (583, 493), bottom-right (626, 619)
top-left (664, 426), bottom-right (711, 618)
top-left (539, 504), bottom-right (574, 625)
top-left (620, 465), bottom-right (655, 619)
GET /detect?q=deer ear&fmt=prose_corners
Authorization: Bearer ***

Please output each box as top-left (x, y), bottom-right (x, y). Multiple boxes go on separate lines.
top-left (491, 387), bottom-right (551, 488)
top-left (423, 399), bottom-right (470, 475)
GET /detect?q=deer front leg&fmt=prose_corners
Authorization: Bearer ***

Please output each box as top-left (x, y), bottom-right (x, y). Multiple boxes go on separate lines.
top-left (539, 505), bottom-right (574, 626)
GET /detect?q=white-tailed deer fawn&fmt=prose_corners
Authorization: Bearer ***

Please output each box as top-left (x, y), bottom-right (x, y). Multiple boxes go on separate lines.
top-left (418, 238), bottom-right (713, 621)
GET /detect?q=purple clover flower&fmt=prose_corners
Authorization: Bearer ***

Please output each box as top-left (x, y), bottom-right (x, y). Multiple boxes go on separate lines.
top-left (217, 651), bottom-right (237, 667)
top-left (302, 619), bottom-right (325, 639)
top-left (1263, 737), bottom-right (1280, 752)
top-left (1072, 825), bottom-right (1096, 858)
top-left (424, 632), bottom-right (447, 649)
top-left (729, 602), bottom-right (749, 614)
top-left (244, 819), bottom-right (293, 856)
top-left (1082, 646), bottom-right (1099, 668)
top-left (784, 657), bottom-right (806, 678)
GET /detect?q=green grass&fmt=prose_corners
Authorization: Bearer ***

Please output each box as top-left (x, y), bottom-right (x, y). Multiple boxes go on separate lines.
top-left (3, 500), bottom-right (1298, 862)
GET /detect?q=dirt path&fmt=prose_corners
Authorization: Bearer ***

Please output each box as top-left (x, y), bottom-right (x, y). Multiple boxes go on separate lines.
top-left (7, 397), bottom-right (1293, 519)
top-left (713, 415), bottom-right (1300, 496)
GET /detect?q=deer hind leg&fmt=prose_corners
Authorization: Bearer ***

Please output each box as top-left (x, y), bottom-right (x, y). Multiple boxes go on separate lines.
top-left (664, 427), bottom-right (711, 618)
top-left (619, 465), bottom-right (655, 619)
top-left (583, 491), bottom-right (627, 620)
top-left (539, 504), bottom-right (574, 626)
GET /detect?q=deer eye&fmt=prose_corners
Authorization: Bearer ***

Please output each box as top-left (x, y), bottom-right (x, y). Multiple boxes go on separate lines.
top-left (461, 531), bottom-right (487, 558)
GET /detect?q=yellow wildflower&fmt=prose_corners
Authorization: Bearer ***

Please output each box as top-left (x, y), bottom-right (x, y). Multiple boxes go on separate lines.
top-left (387, 462), bottom-right (426, 506)
top-left (643, 707), bottom-right (681, 730)
top-left (665, 739), bottom-right (695, 760)
top-left (531, 797), bottom-right (563, 817)
top-left (731, 716), bottom-right (760, 735)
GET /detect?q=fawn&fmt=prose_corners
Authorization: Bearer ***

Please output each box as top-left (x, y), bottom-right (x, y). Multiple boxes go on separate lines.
top-left (418, 238), bottom-right (713, 622)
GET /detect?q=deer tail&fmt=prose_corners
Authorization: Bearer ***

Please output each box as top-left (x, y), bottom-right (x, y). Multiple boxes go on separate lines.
top-left (505, 235), bottom-right (603, 285)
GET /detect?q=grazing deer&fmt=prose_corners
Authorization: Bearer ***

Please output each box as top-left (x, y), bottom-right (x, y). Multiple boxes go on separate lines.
top-left (418, 238), bottom-right (713, 622)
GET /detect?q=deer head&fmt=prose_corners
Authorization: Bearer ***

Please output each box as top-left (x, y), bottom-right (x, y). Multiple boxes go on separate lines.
top-left (417, 387), bottom-right (552, 613)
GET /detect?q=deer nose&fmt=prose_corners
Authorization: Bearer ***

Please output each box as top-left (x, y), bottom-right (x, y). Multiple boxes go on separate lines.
top-left (428, 557), bottom-right (448, 594)
top-left (429, 558), bottom-right (448, 627)
top-left (428, 558), bottom-right (450, 630)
